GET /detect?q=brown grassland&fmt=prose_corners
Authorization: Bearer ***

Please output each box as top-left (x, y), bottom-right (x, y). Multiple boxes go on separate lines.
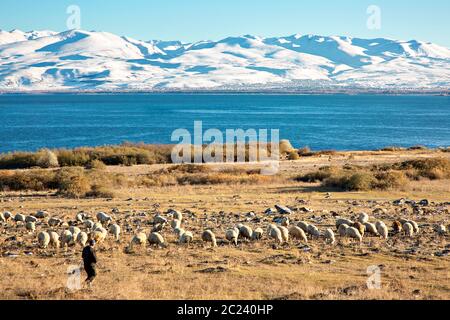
top-left (0, 148), bottom-right (449, 300)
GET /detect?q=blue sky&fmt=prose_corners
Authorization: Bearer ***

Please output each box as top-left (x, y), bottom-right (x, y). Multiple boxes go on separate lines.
top-left (1, 0), bottom-right (449, 46)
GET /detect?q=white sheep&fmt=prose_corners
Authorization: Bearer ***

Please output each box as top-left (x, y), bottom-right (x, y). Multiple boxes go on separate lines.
top-left (346, 227), bottom-right (363, 242)
top-left (61, 230), bottom-right (73, 248)
top-left (403, 223), bottom-right (414, 237)
top-left (109, 224), bottom-right (121, 241)
top-left (84, 219), bottom-right (95, 230)
top-left (154, 214), bottom-right (168, 225)
top-left (38, 231), bottom-right (50, 248)
top-left (69, 226), bottom-right (81, 241)
top-left (358, 213), bottom-right (369, 224)
top-left (34, 210), bottom-right (48, 219)
top-left (14, 213), bottom-right (26, 223)
top-left (179, 231), bottom-right (193, 245)
top-left (364, 222), bottom-right (379, 236)
top-left (174, 227), bottom-right (185, 236)
top-left (237, 224), bottom-right (253, 239)
top-left (278, 225), bottom-right (289, 243)
top-left (76, 212), bottom-right (86, 223)
top-left (25, 216), bottom-right (37, 223)
top-left (252, 227), bottom-right (264, 240)
top-left (3, 211), bottom-right (12, 221)
top-left (26, 221), bottom-right (36, 232)
top-left (336, 218), bottom-right (354, 229)
top-left (129, 232), bottom-right (147, 250)
top-left (289, 226), bottom-right (308, 243)
top-left (297, 221), bottom-right (309, 233)
top-left (307, 224), bottom-right (321, 238)
top-left (435, 224), bottom-right (447, 235)
top-left (96, 212), bottom-right (112, 226)
top-left (93, 222), bottom-right (103, 231)
top-left (49, 231), bottom-right (60, 248)
top-left (90, 228), bottom-right (107, 243)
top-left (202, 230), bottom-right (217, 247)
top-left (48, 217), bottom-right (62, 227)
top-left (324, 228), bottom-right (336, 245)
top-left (0, 212), bottom-right (4, 223)
top-left (338, 224), bottom-right (349, 237)
top-left (267, 224), bottom-right (283, 244)
top-left (169, 209), bottom-right (183, 222)
top-left (408, 220), bottom-right (419, 234)
top-left (171, 219), bottom-right (181, 230)
top-left (375, 221), bottom-right (389, 239)
top-left (225, 228), bottom-right (239, 245)
top-left (77, 232), bottom-right (88, 247)
top-left (148, 232), bottom-right (165, 247)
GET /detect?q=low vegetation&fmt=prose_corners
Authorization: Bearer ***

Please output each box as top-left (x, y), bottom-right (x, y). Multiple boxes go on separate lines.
top-left (295, 158), bottom-right (450, 191)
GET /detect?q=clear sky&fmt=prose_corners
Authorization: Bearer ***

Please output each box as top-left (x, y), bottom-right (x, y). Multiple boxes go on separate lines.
top-left (1, 0), bottom-right (449, 46)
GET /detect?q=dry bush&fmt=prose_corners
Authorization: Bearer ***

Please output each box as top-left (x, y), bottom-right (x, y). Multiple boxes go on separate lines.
top-left (323, 171), bottom-right (377, 191)
top-left (294, 166), bottom-right (338, 183)
top-left (288, 151), bottom-right (301, 160)
top-left (0, 169), bottom-right (56, 191)
top-left (85, 159), bottom-right (107, 170)
top-left (0, 152), bottom-right (39, 169)
top-left (36, 149), bottom-right (59, 168)
top-left (86, 184), bottom-right (115, 198)
top-left (54, 167), bottom-right (91, 198)
top-left (395, 158), bottom-right (450, 180)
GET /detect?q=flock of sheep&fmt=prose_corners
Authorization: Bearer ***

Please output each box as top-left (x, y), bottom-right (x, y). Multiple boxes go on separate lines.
top-left (0, 205), bottom-right (447, 254)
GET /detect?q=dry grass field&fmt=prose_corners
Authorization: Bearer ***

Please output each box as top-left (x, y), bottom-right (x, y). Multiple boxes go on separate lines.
top-left (0, 149), bottom-right (449, 300)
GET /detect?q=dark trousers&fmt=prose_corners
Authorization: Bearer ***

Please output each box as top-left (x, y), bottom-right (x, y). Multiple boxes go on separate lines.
top-left (84, 263), bottom-right (97, 282)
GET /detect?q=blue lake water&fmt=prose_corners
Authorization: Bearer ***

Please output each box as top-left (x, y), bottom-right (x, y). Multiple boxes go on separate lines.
top-left (0, 94), bottom-right (449, 153)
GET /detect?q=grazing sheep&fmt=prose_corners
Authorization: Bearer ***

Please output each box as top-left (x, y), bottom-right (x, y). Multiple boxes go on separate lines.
top-left (152, 223), bottom-right (166, 233)
top-left (202, 230), bottom-right (217, 247)
top-left (0, 212), bottom-right (5, 223)
top-left (49, 231), bottom-right (60, 249)
top-left (225, 228), bottom-right (239, 245)
top-left (148, 232), bottom-right (165, 247)
top-left (38, 231), bottom-right (50, 248)
top-left (96, 212), bottom-right (112, 226)
top-left (289, 226), bottom-right (308, 243)
top-left (364, 222), bottom-right (379, 236)
top-left (48, 217), bottom-right (62, 227)
top-left (129, 232), bottom-right (147, 250)
top-left (307, 224), bottom-right (321, 238)
top-left (77, 232), bottom-right (88, 247)
top-left (169, 210), bottom-right (183, 222)
top-left (273, 216), bottom-right (290, 227)
top-left (376, 221), bottom-right (388, 239)
top-left (69, 226), bottom-right (81, 240)
top-left (278, 226), bottom-right (289, 243)
top-left (34, 210), bottom-right (48, 219)
top-left (408, 220), bottom-right (419, 234)
top-left (3, 211), bottom-right (12, 221)
top-left (25, 216), bottom-right (37, 223)
top-left (338, 224), bottom-right (350, 237)
top-left (358, 213), bottom-right (369, 224)
top-left (352, 222), bottom-right (365, 237)
top-left (435, 224), bottom-right (447, 235)
top-left (93, 222), bottom-right (103, 231)
top-left (179, 231), bottom-right (193, 245)
top-left (14, 214), bottom-right (26, 223)
top-left (109, 224), bottom-right (121, 241)
top-left (392, 221), bottom-right (403, 233)
top-left (267, 224), bottom-right (283, 244)
top-left (324, 228), bottom-right (336, 245)
top-left (154, 214), bottom-right (168, 225)
top-left (346, 227), bottom-right (363, 242)
top-left (174, 227), bottom-right (185, 237)
top-left (237, 224), bottom-right (253, 239)
top-left (171, 219), bottom-right (181, 230)
top-left (252, 227), bottom-right (264, 240)
top-left (403, 223), bottom-right (414, 237)
top-left (26, 221), bottom-right (36, 232)
top-left (336, 218), bottom-right (354, 229)
top-left (297, 221), bottom-right (309, 233)
top-left (76, 212), bottom-right (86, 223)
top-left (84, 219), bottom-right (95, 230)
top-left (90, 228), bottom-right (107, 243)
top-left (61, 230), bottom-right (73, 248)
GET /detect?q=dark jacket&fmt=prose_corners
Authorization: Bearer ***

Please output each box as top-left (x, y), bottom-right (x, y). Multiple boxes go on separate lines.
top-left (82, 245), bottom-right (97, 266)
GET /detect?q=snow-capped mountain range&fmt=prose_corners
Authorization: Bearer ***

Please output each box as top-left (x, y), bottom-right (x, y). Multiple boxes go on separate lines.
top-left (1, 29), bottom-right (449, 92)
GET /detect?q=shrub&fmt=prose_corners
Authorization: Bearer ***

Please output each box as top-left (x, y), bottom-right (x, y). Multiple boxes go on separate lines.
top-left (36, 149), bottom-right (59, 168)
top-left (294, 166), bottom-right (337, 182)
top-left (0, 170), bottom-right (56, 191)
top-left (55, 167), bottom-right (91, 198)
top-left (85, 159), bottom-right (107, 170)
top-left (323, 171), bottom-right (377, 191)
top-left (373, 171), bottom-right (409, 190)
top-left (395, 158), bottom-right (450, 180)
top-left (288, 151), bottom-right (300, 160)
top-left (86, 184), bottom-right (115, 198)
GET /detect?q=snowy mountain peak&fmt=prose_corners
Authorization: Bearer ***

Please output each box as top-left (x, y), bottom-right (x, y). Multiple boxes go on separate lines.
top-left (0, 29), bottom-right (449, 92)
